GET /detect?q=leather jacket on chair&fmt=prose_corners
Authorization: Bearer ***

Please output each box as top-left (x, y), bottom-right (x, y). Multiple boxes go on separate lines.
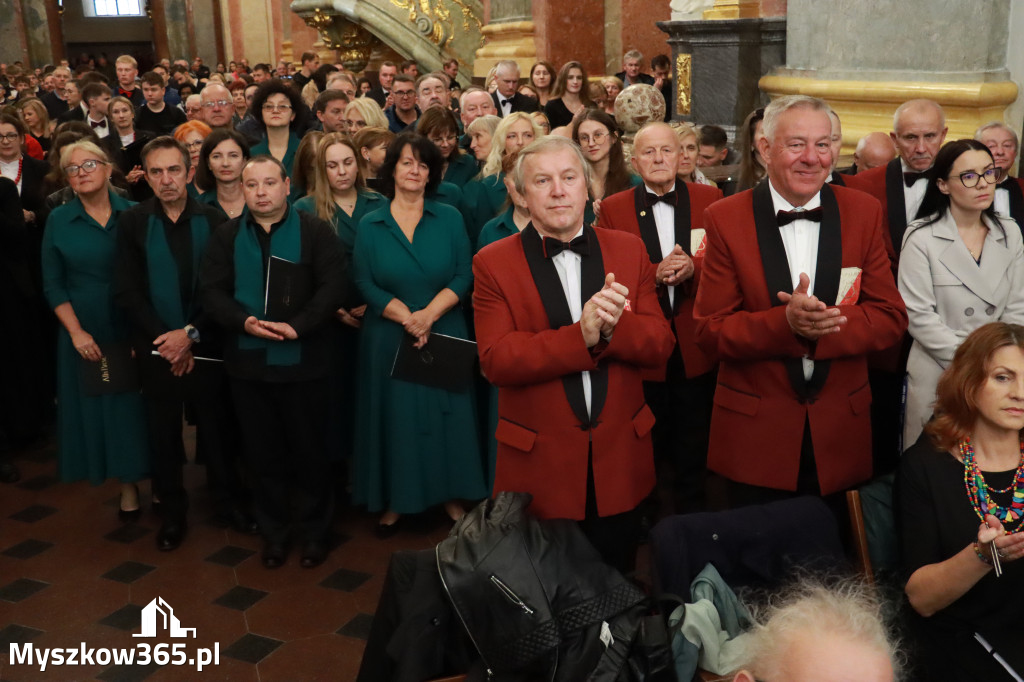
top-left (436, 492), bottom-right (650, 681)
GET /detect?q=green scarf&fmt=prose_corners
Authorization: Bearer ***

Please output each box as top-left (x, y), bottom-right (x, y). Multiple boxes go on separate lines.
top-left (233, 207), bottom-right (302, 366)
top-left (145, 211), bottom-right (211, 329)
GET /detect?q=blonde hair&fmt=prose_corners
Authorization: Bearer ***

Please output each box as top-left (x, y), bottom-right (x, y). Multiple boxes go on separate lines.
top-left (300, 79), bottom-right (320, 110)
top-left (115, 55), bottom-right (138, 69)
top-left (482, 111), bottom-right (543, 178)
top-left (345, 98), bottom-right (388, 130)
top-left (312, 133), bottom-right (365, 226)
top-left (16, 97), bottom-right (50, 136)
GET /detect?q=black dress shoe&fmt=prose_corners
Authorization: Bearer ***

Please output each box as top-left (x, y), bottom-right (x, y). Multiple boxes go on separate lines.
top-left (261, 543), bottom-right (289, 569)
top-left (374, 520), bottom-right (401, 540)
top-left (299, 541), bottom-right (329, 569)
top-left (211, 509), bottom-right (261, 535)
top-left (0, 462), bottom-right (20, 484)
top-left (156, 522), bottom-right (187, 551)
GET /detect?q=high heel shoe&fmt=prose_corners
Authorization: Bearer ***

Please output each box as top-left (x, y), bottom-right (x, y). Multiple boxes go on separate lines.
top-left (119, 486), bottom-right (141, 523)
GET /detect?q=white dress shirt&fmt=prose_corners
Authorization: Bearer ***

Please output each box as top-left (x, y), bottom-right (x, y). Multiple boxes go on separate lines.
top-left (0, 158), bottom-right (22, 194)
top-left (901, 159), bottom-right (928, 224)
top-left (87, 116), bottom-right (109, 139)
top-left (499, 94), bottom-right (512, 116)
top-left (645, 182), bottom-right (677, 308)
top-left (551, 226), bottom-right (592, 415)
top-left (769, 180), bottom-right (821, 380)
top-left (994, 185), bottom-right (1011, 220)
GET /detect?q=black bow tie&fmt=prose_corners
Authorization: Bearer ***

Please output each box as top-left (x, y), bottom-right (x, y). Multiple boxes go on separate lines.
top-left (543, 234), bottom-right (589, 259)
top-left (500, 98), bottom-right (510, 107)
top-left (776, 207), bottom-right (822, 227)
top-left (646, 190), bottom-right (675, 207)
top-left (998, 177), bottom-right (1015, 190)
top-left (90, 119), bottom-right (106, 129)
top-left (903, 171), bottom-right (926, 187)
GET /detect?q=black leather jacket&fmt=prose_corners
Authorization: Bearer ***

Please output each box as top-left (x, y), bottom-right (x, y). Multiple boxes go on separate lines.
top-left (437, 493), bottom-right (648, 681)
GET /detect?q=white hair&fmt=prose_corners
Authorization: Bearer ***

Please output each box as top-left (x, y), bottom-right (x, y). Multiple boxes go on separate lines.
top-left (975, 120), bottom-right (1019, 149)
top-left (892, 99), bottom-right (945, 133)
top-left (512, 135), bottom-right (591, 196)
top-left (762, 95), bottom-right (831, 143)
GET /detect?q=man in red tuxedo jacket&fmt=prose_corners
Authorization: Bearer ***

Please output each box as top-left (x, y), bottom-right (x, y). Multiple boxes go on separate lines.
top-left (976, 121), bottom-right (1024, 231)
top-left (694, 95), bottom-right (907, 504)
top-left (597, 122), bottom-right (722, 513)
top-left (845, 99), bottom-right (946, 466)
top-left (474, 136), bottom-right (674, 571)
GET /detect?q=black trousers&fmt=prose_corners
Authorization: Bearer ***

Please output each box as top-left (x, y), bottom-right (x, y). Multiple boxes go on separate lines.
top-left (578, 444), bottom-right (642, 575)
top-left (643, 349), bottom-right (716, 513)
top-left (143, 372), bottom-right (244, 523)
top-left (230, 376), bottom-right (334, 545)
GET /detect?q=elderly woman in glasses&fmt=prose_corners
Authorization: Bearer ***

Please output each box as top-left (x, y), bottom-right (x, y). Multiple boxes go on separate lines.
top-left (40, 140), bottom-right (148, 519)
top-left (899, 139), bottom-right (1024, 450)
top-left (173, 120), bottom-right (212, 197)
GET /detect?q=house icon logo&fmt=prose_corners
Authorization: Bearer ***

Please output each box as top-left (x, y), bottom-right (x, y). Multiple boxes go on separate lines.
top-left (133, 597), bottom-right (197, 638)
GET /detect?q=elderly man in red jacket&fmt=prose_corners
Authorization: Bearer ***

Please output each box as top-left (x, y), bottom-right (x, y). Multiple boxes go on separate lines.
top-left (597, 121), bottom-right (723, 513)
top-left (474, 136), bottom-right (674, 571)
top-left (694, 95), bottom-right (907, 507)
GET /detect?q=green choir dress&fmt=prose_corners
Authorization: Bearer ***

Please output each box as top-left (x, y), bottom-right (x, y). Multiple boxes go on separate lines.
top-left (251, 132), bottom-right (302, 201)
top-left (195, 189), bottom-right (233, 219)
top-left (351, 199), bottom-right (487, 513)
top-left (41, 190), bottom-right (148, 484)
top-left (294, 190), bottom-right (388, 463)
top-left (462, 172), bottom-right (507, 246)
top-left (443, 153), bottom-right (478, 187)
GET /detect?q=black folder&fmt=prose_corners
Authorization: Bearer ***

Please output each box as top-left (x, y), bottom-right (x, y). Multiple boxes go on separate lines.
top-left (79, 342), bottom-right (140, 396)
top-left (390, 333), bottom-right (477, 392)
top-left (265, 256), bottom-right (313, 322)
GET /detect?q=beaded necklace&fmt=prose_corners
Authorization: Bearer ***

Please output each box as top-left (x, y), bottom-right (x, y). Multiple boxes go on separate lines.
top-left (960, 436), bottom-right (1024, 531)
top-left (1, 156), bottom-right (23, 185)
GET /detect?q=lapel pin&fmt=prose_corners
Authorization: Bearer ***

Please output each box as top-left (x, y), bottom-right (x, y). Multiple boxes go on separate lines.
top-left (640, 210), bottom-right (647, 217)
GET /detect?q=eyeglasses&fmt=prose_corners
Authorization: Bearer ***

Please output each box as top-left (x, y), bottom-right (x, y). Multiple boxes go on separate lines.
top-left (262, 103), bottom-right (292, 112)
top-left (0, 133), bottom-right (20, 142)
top-left (955, 167), bottom-right (999, 188)
top-left (184, 140), bottom-right (205, 150)
top-left (202, 100), bottom-right (231, 108)
top-left (393, 90), bottom-right (415, 98)
top-left (578, 131), bottom-right (608, 145)
top-left (64, 159), bottom-right (109, 177)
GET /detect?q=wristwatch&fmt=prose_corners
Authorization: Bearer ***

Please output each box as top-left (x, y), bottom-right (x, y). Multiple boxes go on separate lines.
top-left (184, 324), bottom-right (200, 343)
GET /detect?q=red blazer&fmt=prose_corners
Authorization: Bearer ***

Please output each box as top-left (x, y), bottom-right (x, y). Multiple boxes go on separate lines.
top-left (473, 225), bottom-right (675, 519)
top-left (693, 182), bottom-right (907, 495)
top-left (597, 182), bottom-right (723, 379)
top-left (844, 160), bottom-right (904, 264)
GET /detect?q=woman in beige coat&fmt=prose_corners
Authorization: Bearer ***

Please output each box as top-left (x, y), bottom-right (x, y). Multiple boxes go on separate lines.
top-left (899, 139), bottom-right (1024, 450)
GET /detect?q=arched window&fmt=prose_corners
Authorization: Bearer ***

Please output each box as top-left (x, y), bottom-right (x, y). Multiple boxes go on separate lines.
top-left (84, 0), bottom-right (144, 17)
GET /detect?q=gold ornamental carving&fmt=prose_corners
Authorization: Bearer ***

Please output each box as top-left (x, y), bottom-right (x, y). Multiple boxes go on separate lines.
top-left (300, 9), bottom-right (381, 72)
top-left (390, 0), bottom-right (483, 49)
top-left (676, 53), bottom-right (692, 116)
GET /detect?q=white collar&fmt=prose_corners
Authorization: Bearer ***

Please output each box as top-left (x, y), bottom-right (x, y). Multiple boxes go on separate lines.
top-left (767, 179), bottom-right (821, 213)
top-left (643, 181), bottom-right (677, 197)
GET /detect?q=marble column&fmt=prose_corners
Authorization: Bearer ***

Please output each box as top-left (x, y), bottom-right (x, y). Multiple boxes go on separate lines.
top-left (474, 0), bottom-right (537, 79)
top-left (760, 0), bottom-right (1018, 156)
top-left (20, 0), bottom-right (59, 66)
top-left (658, 16), bottom-right (785, 137)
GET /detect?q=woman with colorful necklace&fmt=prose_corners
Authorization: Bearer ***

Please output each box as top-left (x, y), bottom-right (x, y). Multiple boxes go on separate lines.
top-left (898, 321), bottom-right (1024, 680)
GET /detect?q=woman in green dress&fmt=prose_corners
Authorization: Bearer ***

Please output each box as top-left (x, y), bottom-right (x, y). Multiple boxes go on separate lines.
top-left (352, 133), bottom-right (487, 534)
top-left (194, 128), bottom-right (250, 220)
top-left (248, 79), bottom-right (304, 201)
top-left (41, 140), bottom-right (148, 520)
top-left (295, 133), bottom-right (387, 464)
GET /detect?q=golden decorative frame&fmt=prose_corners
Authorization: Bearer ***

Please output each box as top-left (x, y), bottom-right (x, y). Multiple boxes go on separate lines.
top-left (676, 53), bottom-right (692, 116)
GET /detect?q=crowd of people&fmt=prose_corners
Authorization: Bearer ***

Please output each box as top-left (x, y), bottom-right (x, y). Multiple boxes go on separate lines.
top-left (2, 43), bottom-right (1024, 680)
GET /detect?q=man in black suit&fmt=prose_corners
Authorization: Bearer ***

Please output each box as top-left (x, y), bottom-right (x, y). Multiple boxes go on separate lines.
top-left (614, 50), bottom-right (655, 87)
top-left (490, 60), bottom-right (538, 118)
top-left (115, 137), bottom-right (253, 552)
top-left (56, 80), bottom-right (87, 124)
top-left (367, 61), bottom-right (397, 109)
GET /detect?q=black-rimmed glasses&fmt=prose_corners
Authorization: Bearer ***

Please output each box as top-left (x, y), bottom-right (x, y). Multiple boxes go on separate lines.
top-left (956, 167), bottom-right (999, 188)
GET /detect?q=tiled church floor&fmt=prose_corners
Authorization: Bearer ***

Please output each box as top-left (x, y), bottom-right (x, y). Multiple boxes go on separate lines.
top-left (0, 430), bottom-right (461, 682)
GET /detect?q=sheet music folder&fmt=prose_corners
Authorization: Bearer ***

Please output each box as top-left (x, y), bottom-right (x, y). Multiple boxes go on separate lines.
top-left (264, 255), bottom-right (313, 321)
top-left (390, 333), bottom-right (477, 392)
